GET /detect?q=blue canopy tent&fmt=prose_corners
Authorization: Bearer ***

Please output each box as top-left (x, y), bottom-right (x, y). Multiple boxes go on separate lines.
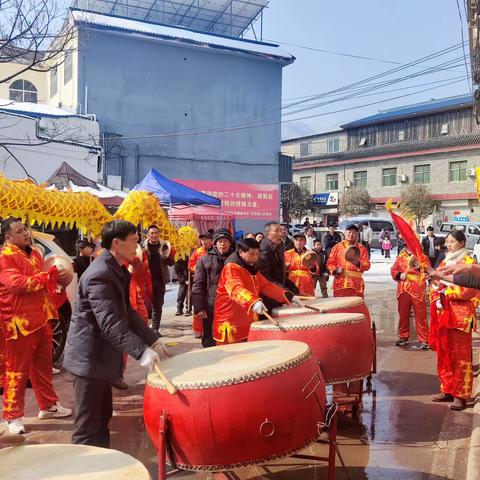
top-left (133, 169), bottom-right (223, 227)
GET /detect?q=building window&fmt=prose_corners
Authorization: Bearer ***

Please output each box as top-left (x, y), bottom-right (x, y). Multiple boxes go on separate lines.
top-left (327, 138), bottom-right (340, 154)
top-left (64, 51), bottom-right (72, 84)
top-left (441, 123), bottom-right (449, 135)
top-left (50, 67), bottom-right (58, 97)
top-left (300, 142), bottom-right (313, 157)
top-left (413, 164), bottom-right (431, 184)
top-left (449, 161), bottom-right (468, 182)
top-left (353, 170), bottom-right (367, 188)
top-left (398, 130), bottom-right (405, 141)
top-left (382, 168), bottom-right (397, 187)
top-left (326, 173), bottom-right (338, 191)
top-left (299, 176), bottom-right (312, 192)
top-left (9, 79), bottom-right (37, 103)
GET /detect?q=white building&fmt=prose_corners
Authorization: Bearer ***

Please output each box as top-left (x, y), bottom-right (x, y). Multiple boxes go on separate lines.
top-left (0, 100), bottom-right (102, 183)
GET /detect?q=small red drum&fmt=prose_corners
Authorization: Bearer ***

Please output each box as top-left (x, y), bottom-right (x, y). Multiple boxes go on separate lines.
top-left (248, 313), bottom-right (374, 385)
top-left (272, 296), bottom-right (371, 323)
top-left (144, 340), bottom-right (325, 471)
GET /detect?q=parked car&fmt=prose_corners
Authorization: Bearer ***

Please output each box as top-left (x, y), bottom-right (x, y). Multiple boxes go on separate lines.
top-left (32, 231), bottom-right (77, 362)
top-left (432, 222), bottom-right (480, 251)
top-left (338, 217), bottom-right (397, 249)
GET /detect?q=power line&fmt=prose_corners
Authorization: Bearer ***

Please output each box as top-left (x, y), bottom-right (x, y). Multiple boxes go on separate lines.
top-left (263, 39), bottom-right (404, 65)
top-left (455, 0), bottom-right (473, 93)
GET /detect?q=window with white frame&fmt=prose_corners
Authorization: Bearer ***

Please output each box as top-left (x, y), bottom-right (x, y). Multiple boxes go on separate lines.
top-left (326, 173), bottom-right (338, 190)
top-left (353, 171), bottom-right (367, 188)
top-left (299, 176), bottom-right (312, 192)
top-left (300, 142), bottom-right (313, 157)
top-left (9, 79), bottom-right (38, 103)
top-left (327, 138), bottom-right (340, 154)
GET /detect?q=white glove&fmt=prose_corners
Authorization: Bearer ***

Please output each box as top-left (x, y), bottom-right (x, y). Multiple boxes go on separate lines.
top-left (151, 339), bottom-right (168, 360)
top-left (139, 347), bottom-right (160, 372)
top-left (252, 300), bottom-right (267, 314)
top-left (291, 295), bottom-right (304, 307)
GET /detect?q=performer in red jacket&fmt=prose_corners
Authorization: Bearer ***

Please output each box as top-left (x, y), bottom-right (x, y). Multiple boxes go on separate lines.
top-left (429, 230), bottom-right (479, 411)
top-left (0, 218), bottom-right (71, 434)
top-left (391, 248), bottom-right (429, 349)
top-left (326, 224), bottom-right (370, 298)
top-left (214, 238), bottom-right (301, 345)
top-left (284, 233), bottom-right (318, 296)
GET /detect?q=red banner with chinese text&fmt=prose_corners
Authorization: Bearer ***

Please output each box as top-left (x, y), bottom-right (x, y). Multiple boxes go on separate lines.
top-left (175, 179), bottom-right (279, 220)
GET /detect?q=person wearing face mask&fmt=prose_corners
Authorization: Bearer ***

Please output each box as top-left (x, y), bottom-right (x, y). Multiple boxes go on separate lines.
top-left (428, 230), bottom-right (479, 412)
top-left (213, 238), bottom-right (302, 345)
top-left (192, 229), bottom-right (235, 348)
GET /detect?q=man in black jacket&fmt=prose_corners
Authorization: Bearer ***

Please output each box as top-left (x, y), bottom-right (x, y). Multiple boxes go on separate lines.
top-left (259, 222), bottom-right (298, 311)
top-left (192, 228), bottom-right (234, 348)
top-left (143, 225), bottom-right (175, 334)
top-left (174, 256), bottom-right (189, 316)
top-left (421, 226), bottom-right (437, 266)
top-left (63, 220), bottom-right (162, 448)
top-left (322, 225), bottom-right (342, 258)
top-left (313, 239), bottom-right (328, 298)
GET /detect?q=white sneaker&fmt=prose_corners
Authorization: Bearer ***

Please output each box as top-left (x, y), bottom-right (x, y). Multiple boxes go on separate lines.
top-left (52, 367), bottom-right (61, 375)
top-left (38, 403), bottom-right (72, 419)
top-left (7, 418), bottom-right (25, 434)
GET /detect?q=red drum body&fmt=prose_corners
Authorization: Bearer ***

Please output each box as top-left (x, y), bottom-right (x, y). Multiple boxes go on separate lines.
top-left (248, 313), bottom-right (374, 384)
top-left (144, 340), bottom-right (325, 471)
top-left (272, 296), bottom-right (371, 324)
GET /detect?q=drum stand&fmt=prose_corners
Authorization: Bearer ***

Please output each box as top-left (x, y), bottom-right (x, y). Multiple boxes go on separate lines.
top-left (156, 407), bottom-right (340, 480)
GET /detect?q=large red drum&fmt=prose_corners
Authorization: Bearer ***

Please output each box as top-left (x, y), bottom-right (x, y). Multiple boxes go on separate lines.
top-left (144, 340), bottom-right (326, 471)
top-left (248, 313), bottom-right (374, 384)
top-left (272, 296), bottom-right (371, 323)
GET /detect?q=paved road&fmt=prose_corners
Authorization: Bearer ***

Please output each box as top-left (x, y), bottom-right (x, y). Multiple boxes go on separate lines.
top-left (1, 250), bottom-right (476, 479)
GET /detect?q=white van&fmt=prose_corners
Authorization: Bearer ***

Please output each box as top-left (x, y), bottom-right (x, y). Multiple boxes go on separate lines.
top-left (338, 217), bottom-right (396, 249)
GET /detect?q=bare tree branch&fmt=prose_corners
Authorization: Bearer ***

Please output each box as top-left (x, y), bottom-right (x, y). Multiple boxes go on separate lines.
top-left (0, 0), bottom-right (74, 85)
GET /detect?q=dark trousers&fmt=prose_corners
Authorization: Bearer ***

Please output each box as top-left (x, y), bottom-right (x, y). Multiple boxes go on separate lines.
top-left (202, 308), bottom-right (215, 348)
top-left (72, 375), bottom-right (112, 448)
top-left (176, 282), bottom-right (187, 312)
top-left (151, 280), bottom-right (166, 330)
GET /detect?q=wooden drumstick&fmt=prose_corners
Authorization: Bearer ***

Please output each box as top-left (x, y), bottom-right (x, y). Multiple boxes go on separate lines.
top-left (297, 296), bottom-right (317, 300)
top-left (154, 363), bottom-right (177, 395)
top-left (304, 304), bottom-right (321, 312)
top-left (263, 311), bottom-right (287, 332)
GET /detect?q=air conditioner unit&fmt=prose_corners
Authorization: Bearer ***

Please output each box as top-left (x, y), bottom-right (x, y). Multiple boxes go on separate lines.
top-left (466, 168), bottom-right (476, 177)
top-left (397, 174), bottom-right (408, 183)
top-left (343, 180), bottom-right (352, 188)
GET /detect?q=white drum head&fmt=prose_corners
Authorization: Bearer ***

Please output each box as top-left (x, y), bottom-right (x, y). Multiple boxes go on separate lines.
top-left (0, 445), bottom-right (150, 480)
top-left (147, 340), bottom-right (311, 390)
top-left (250, 312), bottom-right (365, 332)
top-left (272, 296), bottom-right (364, 316)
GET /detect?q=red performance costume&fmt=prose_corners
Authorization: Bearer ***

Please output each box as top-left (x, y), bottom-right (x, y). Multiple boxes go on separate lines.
top-left (188, 246), bottom-right (207, 336)
top-left (0, 244), bottom-right (58, 421)
top-left (284, 248), bottom-right (318, 296)
top-left (326, 240), bottom-right (370, 297)
top-left (213, 255), bottom-right (291, 345)
top-left (129, 251), bottom-right (152, 324)
top-left (391, 250), bottom-right (429, 344)
top-left (429, 253), bottom-right (478, 400)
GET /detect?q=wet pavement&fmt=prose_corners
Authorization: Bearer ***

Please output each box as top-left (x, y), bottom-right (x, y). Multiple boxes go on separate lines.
top-left (0, 251), bottom-right (477, 479)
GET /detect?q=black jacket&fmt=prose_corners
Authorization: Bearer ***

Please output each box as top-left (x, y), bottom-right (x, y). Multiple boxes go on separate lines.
top-left (63, 250), bottom-right (159, 380)
top-left (259, 237), bottom-right (287, 286)
top-left (283, 236), bottom-right (294, 252)
top-left (421, 235), bottom-right (437, 258)
top-left (453, 272), bottom-right (480, 290)
top-left (322, 232), bottom-right (342, 256)
top-left (192, 246), bottom-right (233, 314)
top-left (174, 257), bottom-right (189, 283)
top-left (313, 248), bottom-right (328, 276)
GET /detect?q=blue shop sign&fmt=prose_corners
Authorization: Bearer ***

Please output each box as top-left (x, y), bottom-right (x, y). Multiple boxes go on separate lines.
top-left (312, 192), bottom-right (339, 207)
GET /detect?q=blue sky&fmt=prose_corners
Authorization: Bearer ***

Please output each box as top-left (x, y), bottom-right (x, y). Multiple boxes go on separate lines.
top-left (247, 0), bottom-right (471, 139)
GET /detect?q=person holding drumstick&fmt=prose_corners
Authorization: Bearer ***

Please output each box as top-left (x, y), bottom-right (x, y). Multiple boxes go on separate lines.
top-left (390, 247), bottom-right (429, 349)
top-left (326, 223), bottom-right (370, 298)
top-left (213, 238), bottom-right (303, 345)
top-left (64, 220), bottom-right (163, 448)
top-left (284, 233), bottom-right (318, 297)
